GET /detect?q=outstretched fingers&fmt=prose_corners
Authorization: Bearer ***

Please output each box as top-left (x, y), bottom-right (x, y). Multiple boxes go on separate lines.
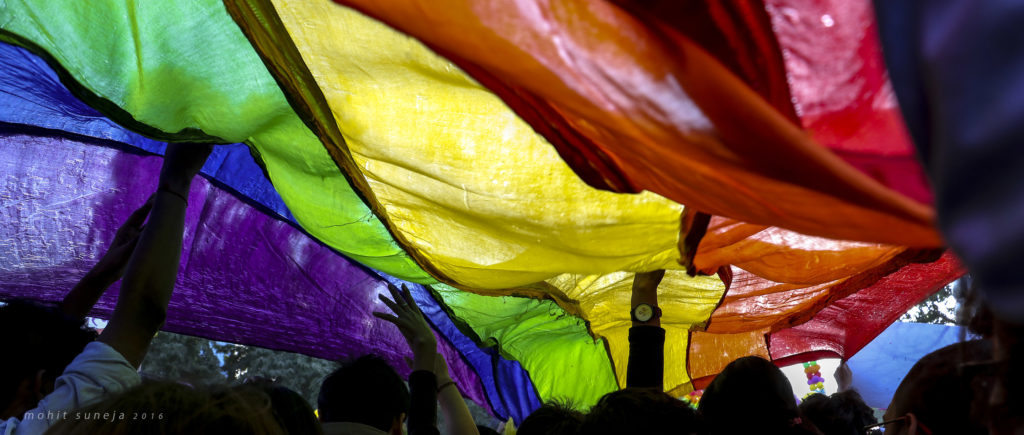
top-left (373, 283), bottom-right (438, 372)
top-left (391, 283), bottom-right (415, 310)
top-left (377, 292), bottom-right (400, 312)
top-left (372, 311), bottom-right (403, 328)
top-left (374, 290), bottom-right (422, 334)
top-left (375, 296), bottom-right (407, 324)
top-left (400, 284), bottom-right (423, 315)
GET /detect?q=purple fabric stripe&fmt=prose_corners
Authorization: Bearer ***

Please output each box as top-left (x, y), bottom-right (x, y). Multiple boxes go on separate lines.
top-left (0, 41), bottom-right (294, 221)
top-left (0, 128), bottom-right (489, 407)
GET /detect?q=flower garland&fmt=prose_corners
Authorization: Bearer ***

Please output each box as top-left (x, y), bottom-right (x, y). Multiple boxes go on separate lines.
top-left (682, 389), bottom-right (704, 409)
top-left (802, 361), bottom-right (826, 399)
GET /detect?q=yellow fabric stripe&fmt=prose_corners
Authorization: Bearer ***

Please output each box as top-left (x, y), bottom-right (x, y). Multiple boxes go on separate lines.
top-left (548, 271), bottom-right (724, 392)
top-left (269, 0), bottom-right (690, 289)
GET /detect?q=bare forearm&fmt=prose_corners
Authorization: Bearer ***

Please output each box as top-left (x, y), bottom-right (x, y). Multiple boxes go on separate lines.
top-left (120, 191), bottom-right (187, 311)
top-left (100, 190), bottom-right (189, 366)
top-left (99, 143), bottom-right (210, 367)
top-left (64, 195), bottom-right (152, 320)
top-left (438, 384), bottom-right (479, 435)
top-left (123, 181), bottom-right (190, 296)
top-left (61, 271), bottom-right (116, 319)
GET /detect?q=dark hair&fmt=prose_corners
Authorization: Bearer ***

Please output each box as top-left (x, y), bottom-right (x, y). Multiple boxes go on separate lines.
top-left (886, 340), bottom-right (992, 435)
top-left (990, 317), bottom-right (1024, 432)
top-left (0, 299), bottom-right (97, 413)
top-left (318, 354), bottom-right (409, 431)
top-left (581, 388), bottom-right (698, 435)
top-left (44, 381), bottom-right (285, 434)
top-left (241, 379), bottom-right (322, 435)
top-left (698, 356), bottom-right (801, 434)
top-left (799, 391), bottom-right (876, 435)
top-left (518, 400), bottom-right (584, 435)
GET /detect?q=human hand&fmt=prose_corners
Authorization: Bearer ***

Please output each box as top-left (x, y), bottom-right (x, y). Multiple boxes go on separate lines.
top-left (633, 270), bottom-right (666, 290)
top-left (835, 361), bottom-right (853, 392)
top-left (631, 270), bottom-right (666, 304)
top-left (373, 283), bottom-right (437, 372)
top-left (158, 143), bottom-right (213, 196)
top-left (91, 195), bottom-right (154, 282)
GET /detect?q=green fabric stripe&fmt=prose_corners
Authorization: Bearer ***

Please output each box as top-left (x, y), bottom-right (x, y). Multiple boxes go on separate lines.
top-left (0, 0), bottom-right (433, 282)
top-left (432, 284), bottom-right (618, 408)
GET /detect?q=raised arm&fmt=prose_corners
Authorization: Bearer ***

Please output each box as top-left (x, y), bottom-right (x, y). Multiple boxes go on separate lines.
top-left (60, 196), bottom-right (153, 319)
top-left (626, 269), bottom-right (666, 389)
top-left (835, 361), bottom-right (853, 392)
top-left (98, 143), bottom-right (212, 367)
top-left (435, 357), bottom-right (481, 435)
top-left (374, 284), bottom-right (441, 435)
top-left (631, 270), bottom-right (665, 328)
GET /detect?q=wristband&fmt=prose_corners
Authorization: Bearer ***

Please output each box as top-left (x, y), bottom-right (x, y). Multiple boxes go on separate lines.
top-left (437, 381), bottom-right (456, 394)
top-left (631, 303), bottom-right (661, 323)
top-left (157, 187), bottom-right (189, 204)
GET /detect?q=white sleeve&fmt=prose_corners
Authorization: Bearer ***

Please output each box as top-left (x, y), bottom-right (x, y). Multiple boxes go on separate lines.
top-left (1, 341), bottom-right (141, 434)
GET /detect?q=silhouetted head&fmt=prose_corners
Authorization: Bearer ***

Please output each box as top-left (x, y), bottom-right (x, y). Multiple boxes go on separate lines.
top-left (0, 299), bottom-right (97, 419)
top-left (518, 400), bottom-right (584, 435)
top-left (884, 340), bottom-right (992, 435)
top-left (242, 379), bottom-right (322, 435)
top-left (317, 355), bottom-right (409, 433)
top-left (44, 381), bottom-right (284, 434)
top-left (699, 356), bottom-right (802, 434)
top-left (957, 280), bottom-right (1024, 432)
top-left (799, 390), bottom-right (876, 435)
top-left (581, 388), bottom-right (698, 435)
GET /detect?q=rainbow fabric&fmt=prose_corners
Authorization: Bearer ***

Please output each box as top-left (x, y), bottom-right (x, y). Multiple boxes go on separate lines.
top-left (0, 0), bottom-right (962, 422)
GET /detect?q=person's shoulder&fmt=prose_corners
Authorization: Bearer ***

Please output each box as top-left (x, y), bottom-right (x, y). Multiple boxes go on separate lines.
top-left (79, 340), bottom-right (126, 358)
top-left (62, 340), bottom-right (136, 374)
top-left (57, 340), bottom-right (140, 391)
top-left (0, 416), bottom-right (18, 435)
top-left (30, 340), bottom-right (141, 420)
top-left (0, 411), bottom-right (53, 435)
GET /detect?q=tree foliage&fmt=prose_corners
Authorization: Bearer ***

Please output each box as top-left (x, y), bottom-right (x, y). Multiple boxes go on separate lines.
top-left (141, 331), bottom-right (226, 386)
top-left (899, 278), bottom-right (966, 325)
top-left (139, 332), bottom-right (336, 406)
top-left (215, 342), bottom-right (338, 406)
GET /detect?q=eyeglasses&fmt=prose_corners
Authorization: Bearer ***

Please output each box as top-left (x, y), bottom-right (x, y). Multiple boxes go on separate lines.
top-left (863, 413), bottom-right (933, 435)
